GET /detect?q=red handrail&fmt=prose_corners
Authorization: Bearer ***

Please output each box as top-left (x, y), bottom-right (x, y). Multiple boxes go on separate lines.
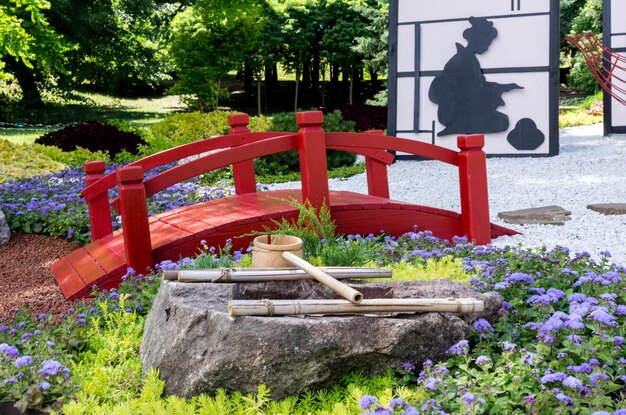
top-left (82, 111), bottom-right (492, 275)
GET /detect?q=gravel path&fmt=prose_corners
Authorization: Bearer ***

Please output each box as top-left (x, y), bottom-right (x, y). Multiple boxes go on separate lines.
top-left (271, 123), bottom-right (626, 266)
top-left (0, 233), bottom-right (77, 322)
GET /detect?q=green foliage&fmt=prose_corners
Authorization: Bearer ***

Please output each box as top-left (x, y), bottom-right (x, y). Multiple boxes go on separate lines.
top-left (255, 110), bottom-right (356, 177)
top-left (258, 198), bottom-right (336, 258)
top-left (143, 111), bottom-right (271, 155)
top-left (0, 0), bottom-right (72, 82)
top-left (70, 297), bottom-right (145, 404)
top-left (33, 144), bottom-right (111, 166)
top-left (381, 257), bottom-right (470, 283)
top-left (559, 92), bottom-right (604, 127)
top-left (567, 51), bottom-right (599, 96)
top-left (0, 139), bottom-right (66, 182)
top-left (168, 1), bottom-right (265, 111)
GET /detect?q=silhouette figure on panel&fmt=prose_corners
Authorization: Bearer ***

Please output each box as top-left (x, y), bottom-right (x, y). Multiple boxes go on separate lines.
top-left (429, 17), bottom-right (523, 137)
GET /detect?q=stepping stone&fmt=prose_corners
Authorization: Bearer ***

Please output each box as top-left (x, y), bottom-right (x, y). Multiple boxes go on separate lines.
top-left (498, 205), bottom-right (571, 225)
top-left (587, 203), bottom-right (626, 215)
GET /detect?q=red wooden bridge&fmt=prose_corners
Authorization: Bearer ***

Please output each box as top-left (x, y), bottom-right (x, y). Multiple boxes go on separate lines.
top-left (50, 111), bottom-right (516, 300)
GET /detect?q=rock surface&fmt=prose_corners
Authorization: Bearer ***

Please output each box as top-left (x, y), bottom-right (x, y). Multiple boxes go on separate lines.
top-left (587, 203), bottom-right (626, 215)
top-left (0, 210), bottom-right (10, 245)
top-left (498, 205), bottom-right (571, 225)
top-left (140, 279), bottom-right (502, 399)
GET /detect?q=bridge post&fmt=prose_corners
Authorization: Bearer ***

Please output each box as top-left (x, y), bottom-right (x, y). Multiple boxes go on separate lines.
top-left (296, 111), bottom-right (330, 210)
top-left (84, 161), bottom-right (113, 241)
top-left (363, 130), bottom-right (390, 199)
top-left (228, 113), bottom-right (257, 195)
top-left (457, 135), bottom-right (491, 245)
top-left (116, 166), bottom-right (153, 275)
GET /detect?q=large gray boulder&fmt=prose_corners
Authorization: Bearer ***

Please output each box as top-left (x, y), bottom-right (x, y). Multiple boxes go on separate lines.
top-left (0, 210), bottom-right (10, 245)
top-left (140, 279), bottom-right (502, 400)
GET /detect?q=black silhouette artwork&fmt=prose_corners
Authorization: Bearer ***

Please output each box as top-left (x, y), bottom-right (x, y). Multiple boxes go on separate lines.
top-left (429, 17), bottom-right (523, 136)
top-left (507, 118), bottom-right (545, 150)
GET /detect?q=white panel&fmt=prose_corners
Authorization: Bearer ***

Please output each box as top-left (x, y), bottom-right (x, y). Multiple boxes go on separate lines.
top-left (398, 0), bottom-right (550, 24)
top-left (420, 16), bottom-right (550, 71)
top-left (611, 53), bottom-right (626, 128)
top-left (397, 25), bottom-right (415, 72)
top-left (418, 77), bottom-right (438, 133)
top-left (477, 15), bottom-right (550, 68)
top-left (611, 34), bottom-right (626, 49)
top-left (396, 77), bottom-right (415, 131)
top-left (416, 73), bottom-right (550, 154)
top-left (611, 0), bottom-right (626, 33)
top-left (420, 21), bottom-right (476, 71)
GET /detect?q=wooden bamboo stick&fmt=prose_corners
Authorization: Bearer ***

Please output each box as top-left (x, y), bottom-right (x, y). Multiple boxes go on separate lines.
top-left (162, 267), bottom-right (392, 282)
top-left (228, 298), bottom-right (485, 317)
top-left (281, 251), bottom-right (363, 303)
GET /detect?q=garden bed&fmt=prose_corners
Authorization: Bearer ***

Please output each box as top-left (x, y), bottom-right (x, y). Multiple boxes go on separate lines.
top-left (0, 232), bottom-right (77, 322)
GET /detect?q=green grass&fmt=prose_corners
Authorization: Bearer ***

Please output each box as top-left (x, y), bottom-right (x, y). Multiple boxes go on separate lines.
top-left (0, 128), bottom-right (52, 145)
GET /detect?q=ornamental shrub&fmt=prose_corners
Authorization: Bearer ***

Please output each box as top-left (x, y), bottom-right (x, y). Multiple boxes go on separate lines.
top-left (0, 139), bottom-right (66, 183)
top-left (35, 121), bottom-right (147, 158)
top-left (144, 111), bottom-right (271, 155)
top-left (329, 104), bottom-right (388, 132)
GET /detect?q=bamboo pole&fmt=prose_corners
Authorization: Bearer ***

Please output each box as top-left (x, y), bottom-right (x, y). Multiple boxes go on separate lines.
top-left (281, 252), bottom-right (363, 304)
top-left (228, 298), bottom-right (485, 317)
top-left (163, 267), bottom-right (392, 282)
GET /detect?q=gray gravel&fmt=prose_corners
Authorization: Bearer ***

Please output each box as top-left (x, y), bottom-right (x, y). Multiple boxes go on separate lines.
top-left (270, 124), bottom-right (626, 265)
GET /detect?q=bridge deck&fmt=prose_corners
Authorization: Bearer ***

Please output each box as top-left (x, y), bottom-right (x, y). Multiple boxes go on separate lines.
top-left (51, 189), bottom-right (515, 300)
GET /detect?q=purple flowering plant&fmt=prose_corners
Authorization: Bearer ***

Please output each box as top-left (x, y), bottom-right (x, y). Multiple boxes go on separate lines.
top-left (0, 165), bottom-right (235, 245)
top-left (355, 237), bottom-right (626, 413)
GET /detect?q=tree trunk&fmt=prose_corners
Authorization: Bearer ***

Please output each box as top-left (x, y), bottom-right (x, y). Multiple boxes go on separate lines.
top-left (312, 46), bottom-right (320, 97)
top-left (244, 63), bottom-right (254, 100)
top-left (216, 78), bottom-right (221, 109)
top-left (369, 67), bottom-right (378, 83)
top-left (257, 75), bottom-right (262, 115)
top-left (294, 65), bottom-right (300, 112)
top-left (349, 66), bottom-right (354, 106)
top-left (7, 58), bottom-right (44, 109)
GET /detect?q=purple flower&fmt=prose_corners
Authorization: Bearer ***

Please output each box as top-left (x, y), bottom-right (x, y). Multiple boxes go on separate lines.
top-left (38, 381), bottom-right (51, 391)
top-left (588, 308), bottom-right (617, 327)
top-left (359, 395), bottom-right (378, 410)
top-left (555, 392), bottom-right (573, 405)
top-left (590, 372), bottom-right (610, 386)
top-left (38, 359), bottom-right (70, 378)
top-left (15, 355), bottom-right (33, 368)
top-left (422, 377), bottom-right (441, 391)
top-left (541, 372), bottom-right (567, 383)
top-left (522, 395), bottom-right (536, 406)
top-left (501, 341), bottom-right (516, 352)
top-left (616, 305), bottom-right (626, 316)
top-left (475, 355), bottom-right (491, 366)
top-left (0, 343), bottom-right (19, 357)
top-left (449, 340), bottom-right (469, 355)
top-left (615, 336), bottom-right (624, 346)
top-left (473, 318), bottom-right (494, 334)
top-left (461, 392), bottom-right (474, 406)
top-left (388, 398), bottom-right (406, 409)
top-left (506, 272), bottom-right (534, 285)
top-left (402, 362), bottom-right (415, 372)
top-left (562, 376), bottom-right (583, 390)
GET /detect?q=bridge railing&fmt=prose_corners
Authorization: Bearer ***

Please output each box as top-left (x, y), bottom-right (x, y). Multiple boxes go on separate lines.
top-left (81, 110), bottom-right (490, 274)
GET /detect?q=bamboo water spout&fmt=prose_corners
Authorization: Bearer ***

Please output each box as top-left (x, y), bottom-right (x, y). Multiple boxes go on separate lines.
top-left (281, 251), bottom-right (363, 303)
top-left (228, 298), bottom-right (485, 317)
top-left (163, 267), bottom-right (392, 282)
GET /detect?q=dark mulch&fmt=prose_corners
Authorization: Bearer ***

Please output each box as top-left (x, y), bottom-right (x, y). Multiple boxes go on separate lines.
top-left (0, 232), bottom-right (79, 322)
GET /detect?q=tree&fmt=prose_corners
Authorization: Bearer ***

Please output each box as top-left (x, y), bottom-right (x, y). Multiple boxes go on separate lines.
top-left (0, 0), bottom-right (71, 107)
top-left (168, 0), bottom-right (264, 111)
top-left (48, 0), bottom-right (182, 95)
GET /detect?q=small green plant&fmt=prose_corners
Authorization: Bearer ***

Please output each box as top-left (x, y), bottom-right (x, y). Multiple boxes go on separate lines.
top-left (69, 297), bottom-right (145, 404)
top-left (251, 198), bottom-right (336, 258)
